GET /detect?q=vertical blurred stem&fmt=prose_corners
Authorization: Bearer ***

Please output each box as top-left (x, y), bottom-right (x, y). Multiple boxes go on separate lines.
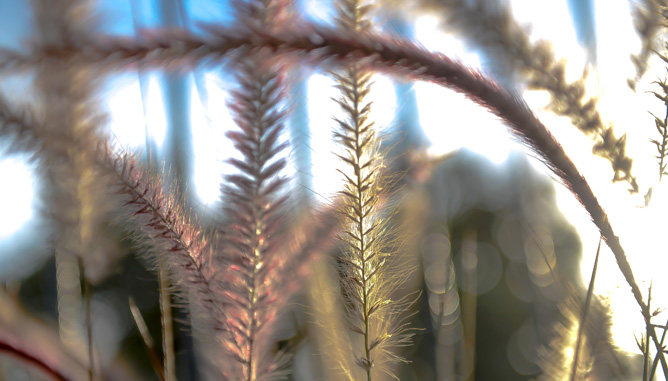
top-left (55, 250), bottom-right (84, 355)
top-left (129, 298), bottom-right (166, 380)
top-left (642, 287), bottom-right (652, 381)
top-left (434, 229), bottom-right (457, 380)
top-left (159, 269), bottom-right (175, 381)
top-left (78, 258), bottom-right (94, 381)
top-left (31, 1), bottom-right (103, 377)
top-left (571, 237), bottom-right (601, 380)
top-left (157, 1), bottom-right (190, 378)
top-left (133, 4), bottom-right (177, 376)
top-left (308, 260), bottom-right (355, 380)
top-left (32, 0), bottom-right (88, 366)
top-left (461, 230), bottom-right (477, 381)
top-left (649, 316), bottom-right (668, 379)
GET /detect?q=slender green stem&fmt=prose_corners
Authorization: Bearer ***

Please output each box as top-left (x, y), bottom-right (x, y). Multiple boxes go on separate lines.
top-left (354, 87), bottom-right (372, 381)
top-left (79, 259), bottom-right (94, 381)
top-left (159, 268), bottom-right (176, 381)
top-left (659, 103), bottom-right (668, 182)
top-left (129, 297), bottom-right (166, 381)
top-left (649, 316), bottom-right (668, 379)
top-left (570, 237), bottom-right (601, 381)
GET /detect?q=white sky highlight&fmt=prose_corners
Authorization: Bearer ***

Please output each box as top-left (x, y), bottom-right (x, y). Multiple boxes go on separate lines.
top-left (0, 157), bottom-right (33, 239)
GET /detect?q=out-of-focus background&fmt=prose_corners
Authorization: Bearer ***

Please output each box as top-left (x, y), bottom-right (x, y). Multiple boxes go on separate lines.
top-left (0, 0), bottom-right (666, 379)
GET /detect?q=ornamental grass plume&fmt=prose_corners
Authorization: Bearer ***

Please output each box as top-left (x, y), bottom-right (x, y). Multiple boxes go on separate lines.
top-left (212, 1), bottom-right (298, 378)
top-left (329, 1), bottom-right (416, 379)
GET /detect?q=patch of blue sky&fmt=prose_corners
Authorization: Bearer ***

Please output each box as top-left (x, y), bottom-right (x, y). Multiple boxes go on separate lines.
top-left (185, 0), bottom-right (236, 29)
top-left (96, 0), bottom-right (135, 36)
top-left (0, 1), bottom-right (32, 51)
top-left (96, 0), bottom-right (237, 36)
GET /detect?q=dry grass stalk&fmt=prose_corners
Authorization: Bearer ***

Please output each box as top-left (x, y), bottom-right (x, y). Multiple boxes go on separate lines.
top-left (331, 2), bottom-right (416, 380)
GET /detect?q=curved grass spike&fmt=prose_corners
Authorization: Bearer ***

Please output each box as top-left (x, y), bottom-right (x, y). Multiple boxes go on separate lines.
top-left (104, 151), bottom-right (224, 334)
top-left (332, 2), bottom-right (414, 379)
top-left (1, 11), bottom-right (667, 376)
top-left (389, 0), bottom-right (639, 193)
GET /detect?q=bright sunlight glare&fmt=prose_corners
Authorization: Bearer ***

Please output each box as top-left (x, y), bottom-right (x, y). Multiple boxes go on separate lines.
top-left (414, 15), bottom-right (514, 165)
top-left (106, 74), bottom-right (167, 149)
top-left (515, 0), bottom-right (668, 357)
top-left (411, 0), bottom-right (668, 357)
top-left (192, 73), bottom-right (231, 206)
top-left (0, 157), bottom-right (33, 239)
top-left (307, 73), bottom-right (339, 201)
